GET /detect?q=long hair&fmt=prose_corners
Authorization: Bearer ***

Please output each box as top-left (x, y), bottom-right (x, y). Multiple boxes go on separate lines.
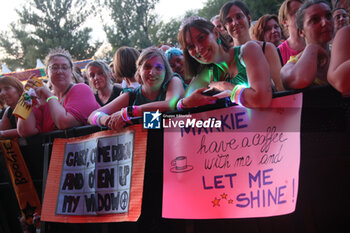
top-left (178, 16), bottom-right (231, 77)
top-left (135, 47), bottom-right (173, 85)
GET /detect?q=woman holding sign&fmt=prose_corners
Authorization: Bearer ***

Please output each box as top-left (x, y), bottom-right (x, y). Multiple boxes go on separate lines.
top-left (17, 48), bottom-right (100, 137)
top-left (0, 76), bottom-right (24, 139)
top-left (88, 46), bottom-right (185, 130)
top-left (176, 16), bottom-right (272, 109)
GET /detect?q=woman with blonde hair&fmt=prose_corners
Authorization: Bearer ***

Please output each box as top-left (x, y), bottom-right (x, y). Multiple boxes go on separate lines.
top-left (86, 60), bottom-right (123, 106)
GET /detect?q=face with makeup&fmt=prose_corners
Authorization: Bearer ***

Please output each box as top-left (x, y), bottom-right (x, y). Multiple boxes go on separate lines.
top-left (139, 55), bottom-right (166, 90)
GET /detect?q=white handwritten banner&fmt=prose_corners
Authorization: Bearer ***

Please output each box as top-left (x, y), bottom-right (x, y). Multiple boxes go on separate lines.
top-left (56, 133), bottom-right (133, 215)
top-left (163, 93), bottom-right (302, 219)
top-left (41, 125), bottom-right (147, 223)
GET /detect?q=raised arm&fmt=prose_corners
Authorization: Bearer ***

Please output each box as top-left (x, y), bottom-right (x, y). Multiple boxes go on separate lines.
top-left (240, 41), bottom-right (272, 108)
top-left (281, 44), bottom-right (327, 89)
top-left (328, 26), bottom-right (350, 95)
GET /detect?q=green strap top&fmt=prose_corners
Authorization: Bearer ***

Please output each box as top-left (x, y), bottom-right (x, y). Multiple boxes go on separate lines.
top-left (212, 46), bottom-right (248, 86)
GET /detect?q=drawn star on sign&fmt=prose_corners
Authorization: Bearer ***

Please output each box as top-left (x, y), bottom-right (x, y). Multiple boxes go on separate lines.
top-left (21, 202), bottom-right (36, 219)
top-left (228, 199), bottom-right (234, 204)
top-left (221, 193), bottom-right (228, 199)
top-left (212, 197), bottom-right (221, 207)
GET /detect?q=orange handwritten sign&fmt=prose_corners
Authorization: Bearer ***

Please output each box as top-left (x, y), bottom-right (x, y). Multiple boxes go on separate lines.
top-left (41, 125), bottom-right (147, 223)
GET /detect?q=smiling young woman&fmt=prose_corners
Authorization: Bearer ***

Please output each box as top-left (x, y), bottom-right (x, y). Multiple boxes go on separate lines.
top-left (220, 1), bottom-right (285, 91)
top-left (88, 47), bottom-right (185, 130)
top-left (177, 16), bottom-right (272, 109)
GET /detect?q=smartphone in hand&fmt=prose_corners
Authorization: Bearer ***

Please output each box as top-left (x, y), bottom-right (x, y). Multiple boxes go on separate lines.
top-left (202, 88), bottom-right (221, 96)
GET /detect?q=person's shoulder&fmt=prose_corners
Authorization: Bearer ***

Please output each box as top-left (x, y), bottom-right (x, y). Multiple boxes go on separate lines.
top-left (72, 83), bottom-right (93, 92)
top-left (241, 41), bottom-right (261, 55)
top-left (244, 40), bottom-right (261, 50)
top-left (334, 26), bottom-right (350, 43)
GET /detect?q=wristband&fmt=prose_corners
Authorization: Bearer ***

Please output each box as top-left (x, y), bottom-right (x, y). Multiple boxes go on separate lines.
top-left (230, 84), bottom-right (247, 106)
top-left (46, 96), bottom-right (58, 103)
top-left (92, 112), bottom-right (108, 127)
top-left (177, 98), bottom-right (185, 111)
top-left (121, 108), bottom-right (132, 122)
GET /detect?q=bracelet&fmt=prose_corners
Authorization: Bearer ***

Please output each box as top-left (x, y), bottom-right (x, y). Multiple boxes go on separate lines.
top-left (133, 105), bottom-right (138, 117)
top-left (177, 98), bottom-right (185, 111)
top-left (92, 112), bottom-right (108, 127)
top-left (46, 96), bottom-right (58, 103)
top-left (230, 84), bottom-right (247, 106)
top-left (120, 108), bottom-right (132, 122)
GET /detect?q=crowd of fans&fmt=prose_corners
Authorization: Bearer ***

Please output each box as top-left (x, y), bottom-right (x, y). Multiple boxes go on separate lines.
top-left (0, 0), bottom-right (350, 138)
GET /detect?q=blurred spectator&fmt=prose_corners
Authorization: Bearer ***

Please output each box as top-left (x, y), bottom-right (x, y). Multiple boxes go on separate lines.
top-left (158, 44), bottom-right (172, 52)
top-left (252, 14), bottom-right (283, 47)
top-left (0, 96), bottom-right (6, 119)
top-left (17, 48), bottom-right (100, 137)
top-left (165, 48), bottom-right (186, 81)
top-left (113, 46), bottom-right (141, 91)
top-left (86, 60), bottom-right (123, 106)
top-left (332, 7), bottom-right (349, 33)
top-left (0, 76), bottom-right (24, 139)
top-left (278, 0), bottom-right (306, 65)
top-left (211, 14), bottom-right (234, 45)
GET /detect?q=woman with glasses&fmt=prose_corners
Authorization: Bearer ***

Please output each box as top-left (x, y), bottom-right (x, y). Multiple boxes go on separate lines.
top-left (17, 48), bottom-right (100, 137)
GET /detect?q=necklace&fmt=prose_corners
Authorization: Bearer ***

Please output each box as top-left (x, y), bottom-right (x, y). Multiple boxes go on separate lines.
top-left (60, 83), bottom-right (74, 105)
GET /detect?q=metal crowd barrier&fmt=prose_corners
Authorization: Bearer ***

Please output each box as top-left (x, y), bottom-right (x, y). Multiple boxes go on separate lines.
top-left (0, 84), bottom-right (349, 233)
